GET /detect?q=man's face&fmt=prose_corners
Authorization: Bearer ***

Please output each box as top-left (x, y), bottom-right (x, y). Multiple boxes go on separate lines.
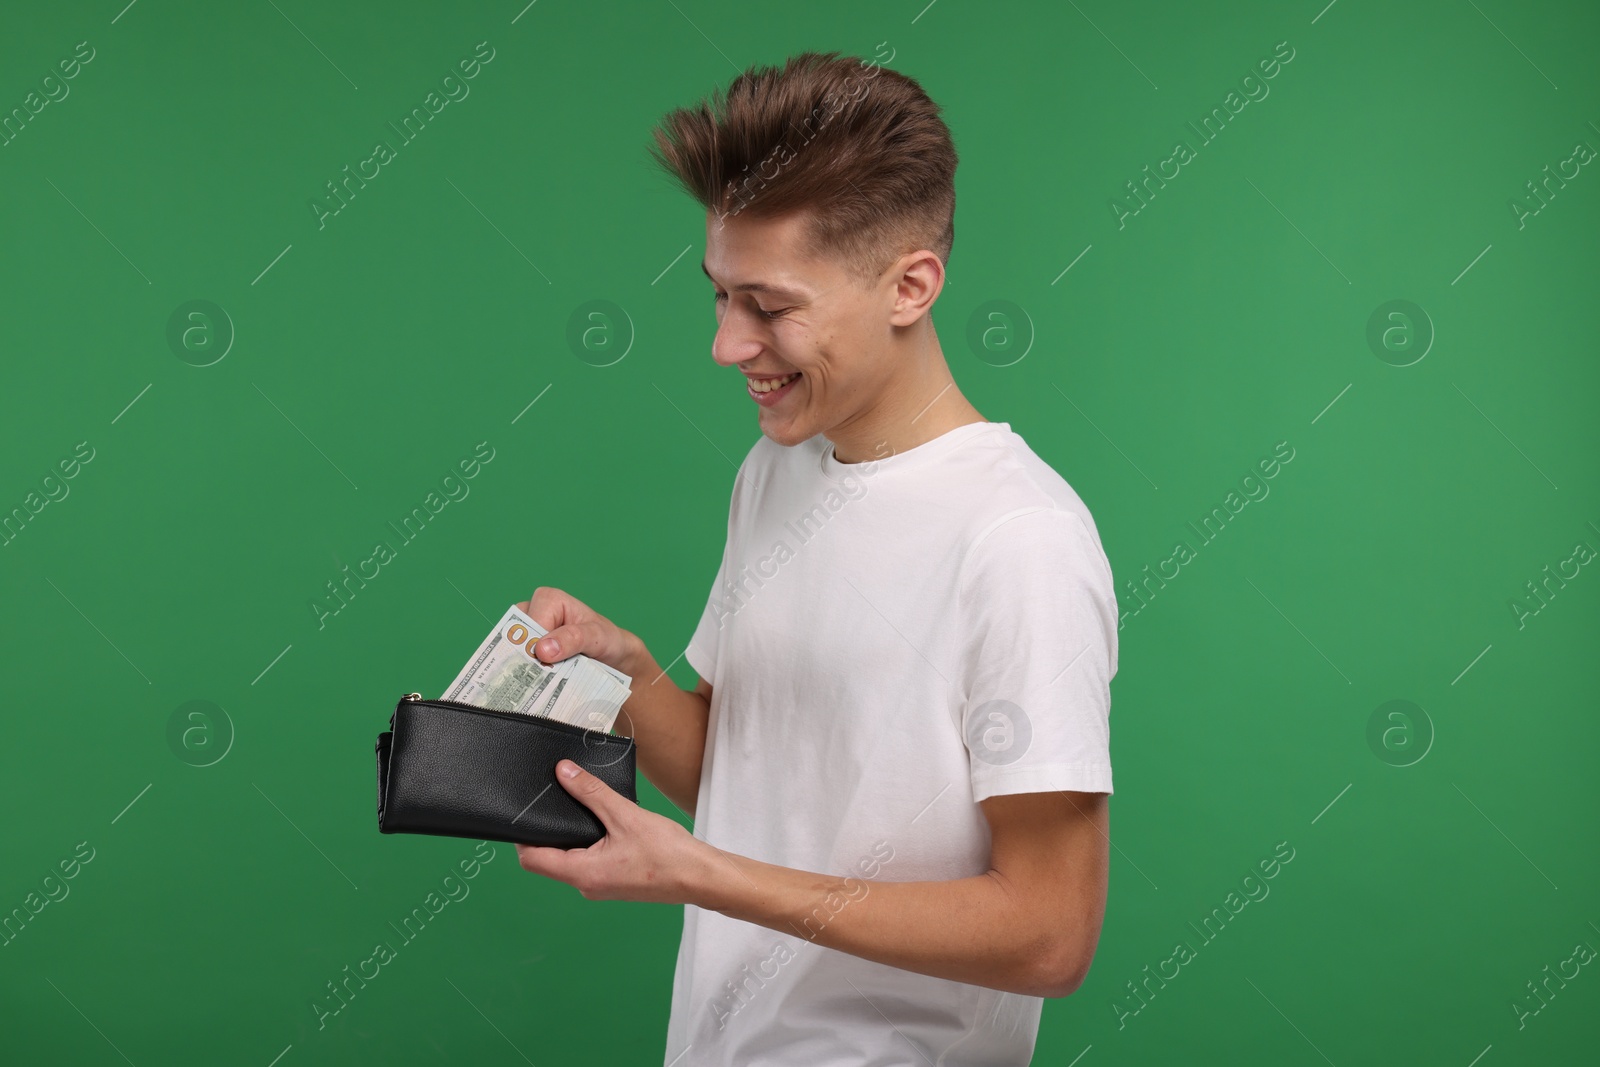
top-left (702, 209), bottom-right (894, 448)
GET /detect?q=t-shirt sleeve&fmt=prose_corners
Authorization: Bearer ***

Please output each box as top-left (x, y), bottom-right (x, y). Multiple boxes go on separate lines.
top-left (684, 541), bottom-right (729, 683)
top-left (685, 448), bottom-right (757, 684)
top-left (958, 506), bottom-right (1117, 800)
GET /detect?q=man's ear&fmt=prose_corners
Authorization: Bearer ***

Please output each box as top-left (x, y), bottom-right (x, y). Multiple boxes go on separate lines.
top-left (890, 250), bottom-right (943, 326)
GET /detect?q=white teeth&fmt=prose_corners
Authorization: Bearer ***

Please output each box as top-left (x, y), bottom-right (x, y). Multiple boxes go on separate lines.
top-left (749, 373), bottom-right (799, 393)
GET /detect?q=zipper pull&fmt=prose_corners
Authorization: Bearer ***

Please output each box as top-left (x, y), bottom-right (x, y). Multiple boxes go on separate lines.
top-left (401, 692), bottom-right (422, 701)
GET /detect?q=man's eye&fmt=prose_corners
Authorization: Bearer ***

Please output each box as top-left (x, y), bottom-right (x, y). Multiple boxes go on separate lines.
top-left (712, 292), bottom-right (784, 320)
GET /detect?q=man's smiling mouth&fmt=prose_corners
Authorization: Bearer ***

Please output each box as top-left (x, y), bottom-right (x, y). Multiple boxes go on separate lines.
top-left (746, 371), bottom-right (802, 405)
top-left (747, 372), bottom-right (800, 393)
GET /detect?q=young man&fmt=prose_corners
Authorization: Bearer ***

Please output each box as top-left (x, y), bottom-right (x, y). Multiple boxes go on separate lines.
top-left (514, 51), bottom-right (1118, 1064)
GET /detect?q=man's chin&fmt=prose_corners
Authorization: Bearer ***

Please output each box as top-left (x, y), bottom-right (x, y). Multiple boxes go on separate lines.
top-left (757, 411), bottom-right (816, 448)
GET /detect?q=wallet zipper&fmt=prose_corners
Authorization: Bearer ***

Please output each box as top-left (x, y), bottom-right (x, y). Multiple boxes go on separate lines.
top-left (397, 692), bottom-right (629, 743)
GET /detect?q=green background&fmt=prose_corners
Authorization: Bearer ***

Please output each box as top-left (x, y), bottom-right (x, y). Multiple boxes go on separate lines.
top-left (2, 0), bottom-right (1596, 1063)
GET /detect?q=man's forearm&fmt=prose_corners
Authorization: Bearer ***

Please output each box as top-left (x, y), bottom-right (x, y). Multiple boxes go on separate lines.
top-left (613, 634), bottom-right (708, 818)
top-left (687, 847), bottom-right (1084, 998)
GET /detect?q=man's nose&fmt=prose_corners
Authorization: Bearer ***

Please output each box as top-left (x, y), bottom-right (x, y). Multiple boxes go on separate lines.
top-left (711, 308), bottom-right (762, 368)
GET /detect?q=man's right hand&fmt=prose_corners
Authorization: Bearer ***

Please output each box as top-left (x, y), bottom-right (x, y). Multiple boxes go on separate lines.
top-left (516, 587), bottom-right (639, 677)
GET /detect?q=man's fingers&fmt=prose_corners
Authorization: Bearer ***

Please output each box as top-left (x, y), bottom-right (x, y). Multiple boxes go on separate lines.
top-left (522, 588), bottom-right (612, 662)
top-left (521, 585), bottom-right (573, 635)
top-left (533, 620), bottom-right (605, 664)
top-left (533, 626), bottom-right (575, 663)
top-left (554, 760), bottom-right (621, 828)
top-left (516, 841), bottom-right (583, 877)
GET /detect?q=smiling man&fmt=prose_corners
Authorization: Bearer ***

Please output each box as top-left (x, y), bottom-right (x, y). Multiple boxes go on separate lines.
top-left (514, 51), bottom-right (1119, 1065)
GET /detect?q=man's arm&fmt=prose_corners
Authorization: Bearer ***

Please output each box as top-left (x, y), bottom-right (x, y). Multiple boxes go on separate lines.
top-left (692, 788), bottom-right (1110, 997)
top-left (610, 639), bottom-right (711, 819)
top-left (516, 766), bottom-right (1109, 997)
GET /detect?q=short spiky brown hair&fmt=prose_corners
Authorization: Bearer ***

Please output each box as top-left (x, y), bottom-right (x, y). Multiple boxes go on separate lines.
top-left (647, 50), bottom-right (958, 288)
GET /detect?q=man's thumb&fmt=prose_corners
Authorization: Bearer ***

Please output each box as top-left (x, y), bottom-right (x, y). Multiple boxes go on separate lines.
top-left (557, 759), bottom-right (609, 794)
top-left (534, 628), bottom-right (574, 663)
top-left (558, 759), bottom-right (618, 811)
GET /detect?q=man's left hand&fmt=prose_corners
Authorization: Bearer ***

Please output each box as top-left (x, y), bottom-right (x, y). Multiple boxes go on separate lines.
top-left (515, 760), bottom-right (713, 905)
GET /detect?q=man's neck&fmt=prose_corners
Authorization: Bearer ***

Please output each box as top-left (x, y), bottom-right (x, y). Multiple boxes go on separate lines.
top-left (825, 352), bottom-right (986, 465)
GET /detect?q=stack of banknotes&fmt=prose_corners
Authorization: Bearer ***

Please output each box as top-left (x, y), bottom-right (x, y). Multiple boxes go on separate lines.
top-left (442, 605), bottom-right (632, 732)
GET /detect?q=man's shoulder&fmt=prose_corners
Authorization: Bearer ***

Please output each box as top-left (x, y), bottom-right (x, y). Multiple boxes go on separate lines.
top-left (946, 428), bottom-right (1117, 610)
top-left (961, 425), bottom-right (1101, 535)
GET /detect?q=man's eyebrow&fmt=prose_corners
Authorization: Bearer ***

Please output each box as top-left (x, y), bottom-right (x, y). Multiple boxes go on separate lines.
top-left (700, 260), bottom-right (807, 300)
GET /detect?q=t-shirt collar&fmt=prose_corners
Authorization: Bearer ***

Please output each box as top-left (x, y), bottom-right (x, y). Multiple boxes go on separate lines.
top-left (817, 420), bottom-right (1009, 483)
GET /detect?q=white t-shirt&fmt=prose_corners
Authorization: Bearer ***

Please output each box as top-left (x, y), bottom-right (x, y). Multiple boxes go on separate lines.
top-left (666, 420), bottom-right (1117, 1066)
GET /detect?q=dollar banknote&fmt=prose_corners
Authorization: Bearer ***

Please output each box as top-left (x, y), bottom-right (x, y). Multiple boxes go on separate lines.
top-left (443, 605), bottom-right (632, 732)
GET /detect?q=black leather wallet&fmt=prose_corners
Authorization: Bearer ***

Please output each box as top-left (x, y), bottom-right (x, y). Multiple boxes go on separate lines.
top-left (375, 694), bottom-right (637, 848)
